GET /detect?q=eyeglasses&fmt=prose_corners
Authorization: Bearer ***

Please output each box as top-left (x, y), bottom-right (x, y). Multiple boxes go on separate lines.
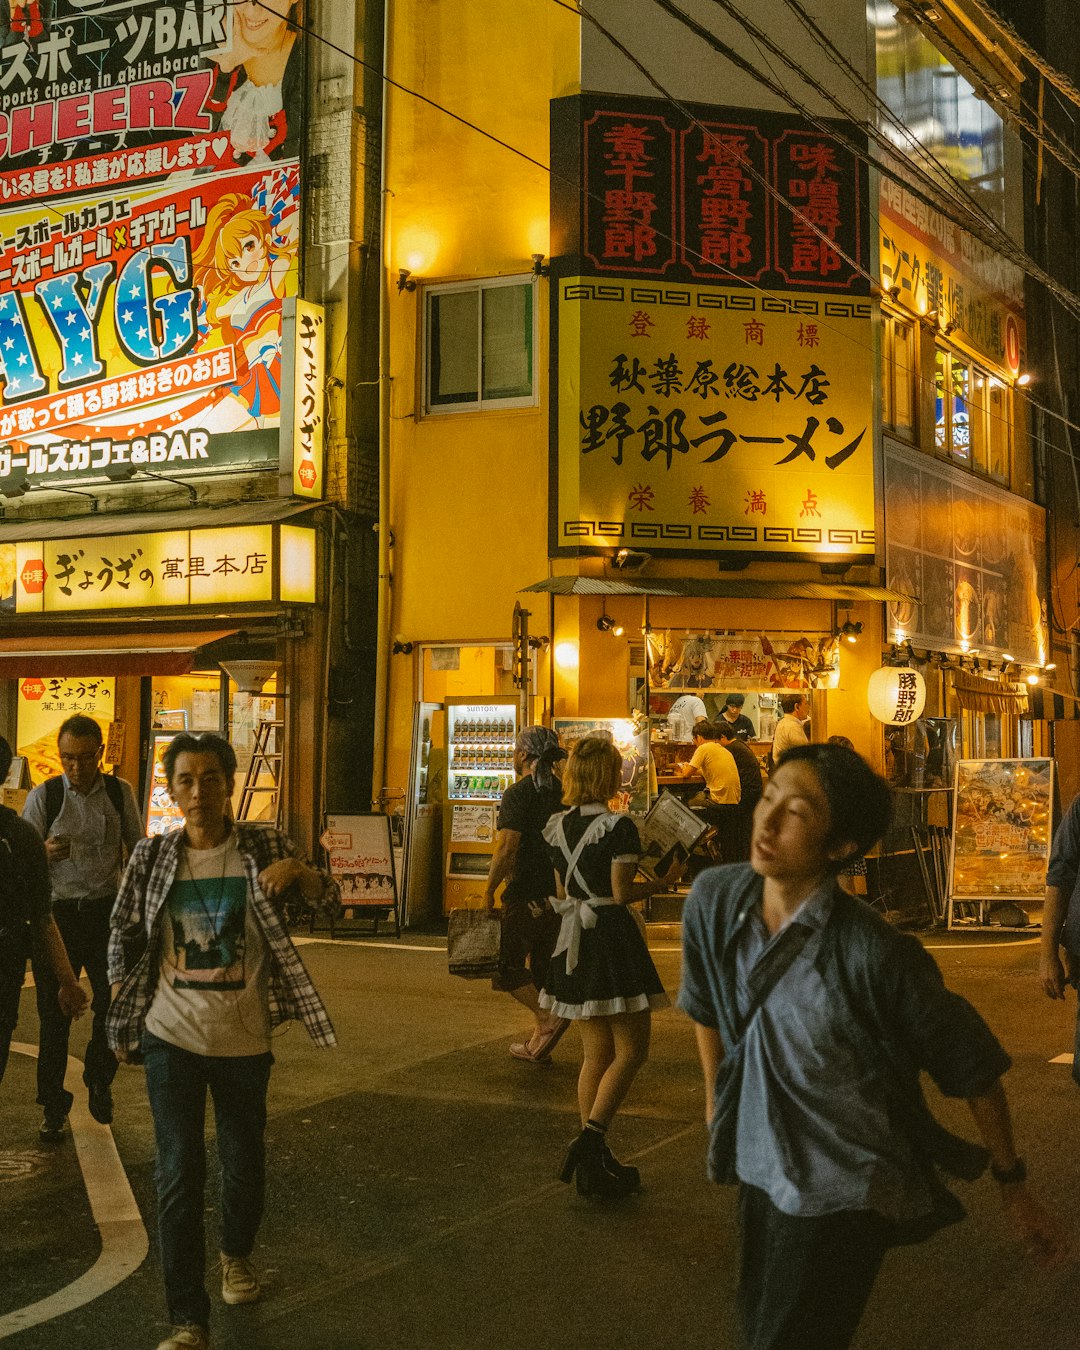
top-left (60, 751), bottom-right (102, 767)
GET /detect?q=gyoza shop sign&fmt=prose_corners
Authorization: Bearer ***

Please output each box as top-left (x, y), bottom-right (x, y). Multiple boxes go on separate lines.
top-left (553, 276), bottom-right (875, 559)
top-left (10, 522), bottom-right (316, 614)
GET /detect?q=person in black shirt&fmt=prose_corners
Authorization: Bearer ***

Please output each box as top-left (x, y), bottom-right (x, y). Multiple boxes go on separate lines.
top-left (715, 721), bottom-right (764, 863)
top-left (719, 693), bottom-right (757, 741)
top-left (483, 726), bottom-right (570, 1062)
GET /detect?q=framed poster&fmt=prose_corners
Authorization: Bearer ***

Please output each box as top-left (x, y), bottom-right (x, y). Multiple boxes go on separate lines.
top-left (554, 717), bottom-right (650, 813)
top-left (323, 815), bottom-right (400, 933)
top-left (947, 758), bottom-right (1053, 925)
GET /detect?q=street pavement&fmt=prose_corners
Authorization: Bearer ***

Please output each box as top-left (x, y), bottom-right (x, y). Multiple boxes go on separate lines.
top-left (2, 926), bottom-right (1079, 1350)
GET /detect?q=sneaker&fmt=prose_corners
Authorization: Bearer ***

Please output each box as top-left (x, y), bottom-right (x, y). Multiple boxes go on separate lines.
top-left (155, 1326), bottom-right (209, 1350)
top-left (38, 1111), bottom-right (67, 1144)
top-left (88, 1083), bottom-right (113, 1125)
top-left (220, 1253), bottom-right (260, 1305)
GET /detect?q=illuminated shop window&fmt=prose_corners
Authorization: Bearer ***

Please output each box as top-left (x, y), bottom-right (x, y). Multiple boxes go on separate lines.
top-left (882, 313), bottom-right (915, 435)
top-left (934, 345), bottom-right (1010, 484)
top-left (425, 275), bottom-right (537, 413)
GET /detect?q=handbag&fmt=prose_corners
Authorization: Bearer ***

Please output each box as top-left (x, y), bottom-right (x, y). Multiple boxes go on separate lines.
top-left (447, 908), bottom-right (502, 979)
top-left (707, 922), bottom-right (813, 1184)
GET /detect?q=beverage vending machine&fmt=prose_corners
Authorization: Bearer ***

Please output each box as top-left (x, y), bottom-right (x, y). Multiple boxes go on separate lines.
top-left (442, 696), bottom-right (520, 912)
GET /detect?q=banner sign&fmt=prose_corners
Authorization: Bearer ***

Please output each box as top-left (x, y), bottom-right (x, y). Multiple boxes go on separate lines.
top-left (553, 275), bottom-right (874, 558)
top-left (551, 93), bottom-right (869, 293)
top-left (18, 674), bottom-right (115, 783)
top-left (0, 2), bottom-right (304, 492)
top-left (885, 440), bottom-right (1047, 664)
top-left (279, 297), bottom-right (325, 499)
top-left (879, 181), bottom-right (1023, 372)
top-left (4, 520), bottom-right (316, 614)
top-left (646, 631), bottom-right (840, 691)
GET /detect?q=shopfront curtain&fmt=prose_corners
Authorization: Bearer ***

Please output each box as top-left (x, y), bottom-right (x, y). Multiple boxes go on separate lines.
top-left (951, 668), bottom-right (1030, 715)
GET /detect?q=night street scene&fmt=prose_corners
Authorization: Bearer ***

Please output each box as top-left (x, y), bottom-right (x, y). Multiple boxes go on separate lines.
top-left (5, 1), bottom-right (1080, 1348)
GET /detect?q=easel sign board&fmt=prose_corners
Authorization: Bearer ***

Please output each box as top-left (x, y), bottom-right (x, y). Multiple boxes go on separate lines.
top-left (324, 814), bottom-right (399, 908)
top-left (946, 758), bottom-right (1053, 927)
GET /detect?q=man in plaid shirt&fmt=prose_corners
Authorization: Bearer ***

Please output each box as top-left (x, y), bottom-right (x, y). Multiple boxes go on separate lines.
top-left (107, 733), bottom-right (339, 1350)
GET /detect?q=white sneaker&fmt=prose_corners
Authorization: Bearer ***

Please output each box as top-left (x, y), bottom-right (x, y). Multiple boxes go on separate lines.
top-left (220, 1253), bottom-right (261, 1305)
top-left (156, 1326), bottom-right (209, 1350)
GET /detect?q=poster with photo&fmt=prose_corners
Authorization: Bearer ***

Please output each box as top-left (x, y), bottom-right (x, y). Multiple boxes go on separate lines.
top-left (948, 758), bottom-right (1053, 902)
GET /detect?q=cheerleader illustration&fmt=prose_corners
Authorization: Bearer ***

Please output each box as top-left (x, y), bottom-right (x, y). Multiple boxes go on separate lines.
top-left (193, 171), bottom-right (299, 429)
top-left (206, 0), bottom-right (302, 165)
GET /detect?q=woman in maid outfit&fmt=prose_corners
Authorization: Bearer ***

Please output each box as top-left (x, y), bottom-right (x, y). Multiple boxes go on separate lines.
top-left (541, 736), bottom-right (675, 1198)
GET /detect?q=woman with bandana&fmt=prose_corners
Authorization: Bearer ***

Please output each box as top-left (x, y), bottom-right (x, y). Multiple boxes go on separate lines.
top-left (482, 726), bottom-right (570, 1063)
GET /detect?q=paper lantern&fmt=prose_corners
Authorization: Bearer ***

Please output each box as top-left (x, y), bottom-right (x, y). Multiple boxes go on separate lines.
top-left (867, 666), bottom-right (926, 725)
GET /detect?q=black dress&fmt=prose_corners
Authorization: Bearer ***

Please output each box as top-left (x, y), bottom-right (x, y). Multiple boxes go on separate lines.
top-left (539, 805), bottom-right (669, 1019)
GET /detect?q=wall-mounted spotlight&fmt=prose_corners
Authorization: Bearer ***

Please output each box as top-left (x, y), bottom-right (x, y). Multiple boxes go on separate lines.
top-left (611, 547), bottom-right (652, 571)
top-left (1017, 371), bottom-right (1033, 387)
top-left (838, 619), bottom-right (863, 644)
top-left (597, 613), bottom-right (625, 637)
top-left (391, 638), bottom-right (415, 655)
top-left (941, 320), bottom-right (957, 336)
top-left (532, 253), bottom-right (549, 277)
top-left (397, 268), bottom-right (417, 293)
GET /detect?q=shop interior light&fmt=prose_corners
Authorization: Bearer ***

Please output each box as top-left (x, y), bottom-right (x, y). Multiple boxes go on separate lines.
top-left (1045, 662), bottom-right (1058, 671)
top-left (1027, 673), bottom-right (1041, 686)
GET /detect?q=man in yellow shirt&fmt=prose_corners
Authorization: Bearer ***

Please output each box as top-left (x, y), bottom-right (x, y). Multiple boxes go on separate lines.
top-left (677, 722), bottom-right (741, 806)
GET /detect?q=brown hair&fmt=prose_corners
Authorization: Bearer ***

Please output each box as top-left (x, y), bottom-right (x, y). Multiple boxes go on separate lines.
top-left (561, 736), bottom-right (622, 807)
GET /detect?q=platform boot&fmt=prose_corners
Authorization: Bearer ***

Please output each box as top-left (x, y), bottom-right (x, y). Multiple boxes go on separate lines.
top-left (558, 1121), bottom-right (639, 1199)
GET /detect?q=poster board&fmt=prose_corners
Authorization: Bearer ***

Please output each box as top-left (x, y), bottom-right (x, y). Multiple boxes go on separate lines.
top-left (145, 734), bottom-right (186, 838)
top-left (946, 758), bottom-right (1053, 927)
top-left (323, 814), bottom-right (401, 935)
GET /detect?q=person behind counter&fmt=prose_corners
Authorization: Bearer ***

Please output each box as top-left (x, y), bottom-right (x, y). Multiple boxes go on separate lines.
top-left (666, 693), bottom-right (707, 744)
top-left (719, 694), bottom-right (757, 742)
top-left (770, 692), bottom-right (809, 766)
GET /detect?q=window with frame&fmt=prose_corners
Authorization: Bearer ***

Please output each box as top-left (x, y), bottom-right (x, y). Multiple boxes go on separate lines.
top-left (425, 276), bottom-right (536, 413)
top-left (882, 312), bottom-right (915, 435)
top-left (933, 345), bottom-right (1011, 485)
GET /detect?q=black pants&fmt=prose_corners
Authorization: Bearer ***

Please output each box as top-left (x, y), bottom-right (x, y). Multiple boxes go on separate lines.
top-left (0, 928), bottom-right (27, 1088)
top-left (32, 896), bottom-right (116, 1114)
top-left (738, 1184), bottom-right (889, 1350)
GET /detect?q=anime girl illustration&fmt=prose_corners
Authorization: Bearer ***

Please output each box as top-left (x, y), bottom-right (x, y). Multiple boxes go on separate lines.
top-left (193, 171), bottom-right (299, 429)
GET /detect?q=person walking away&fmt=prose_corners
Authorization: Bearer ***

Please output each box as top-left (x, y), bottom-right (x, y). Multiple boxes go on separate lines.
top-left (482, 726), bottom-right (570, 1062)
top-left (541, 736), bottom-right (675, 1198)
top-left (719, 694), bottom-right (757, 741)
top-left (106, 733), bottom-right (341, 1350)
top-left (0, 734), bottom-right (88, 1090)
top-left (24, 714), bottom-right (143, 1140)
top-left (769, 692), bottom-right (809, 767)
top-left (680, 742), bottom-right (1066, 1350)
top-left (714, 722), bottom-right (763, 863)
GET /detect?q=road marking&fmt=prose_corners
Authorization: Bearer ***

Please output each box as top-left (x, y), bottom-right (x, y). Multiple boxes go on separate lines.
top-left (1050, 1053), bottom-right (1074, 1064)
top-left (924, 937), bottom-right (1040, 950)
top-left (0, 1044), bottom-right (147, 1342)
top-left (293, 937), bottom-right (446, 952)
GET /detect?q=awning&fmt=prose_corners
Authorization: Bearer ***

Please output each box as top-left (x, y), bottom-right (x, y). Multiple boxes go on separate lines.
top-left (520, 576), bottom-right (917, 602)
top-left (0, 628), bottom-right (238, 678)
top-left (0, 496), bottom-right (320, 543)
top-left (951, 668), bottom-right (1029, 715)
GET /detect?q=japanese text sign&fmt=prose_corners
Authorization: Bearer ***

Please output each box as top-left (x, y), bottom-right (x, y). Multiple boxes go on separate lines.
top-left (554, 276), bottom-right (874, 559)
top-left (8, 521), bottom-right (317, 614)
top-left (552, 93), bottom-right (868, 293)
top-left (279, 299), bottom-right (326, 500)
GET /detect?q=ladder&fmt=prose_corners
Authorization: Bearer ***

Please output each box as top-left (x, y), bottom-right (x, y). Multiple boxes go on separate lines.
top-left (236, 719), bottom-right (284, 827)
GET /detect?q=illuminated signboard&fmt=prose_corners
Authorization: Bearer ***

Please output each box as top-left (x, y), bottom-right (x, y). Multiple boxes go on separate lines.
top-left (554, 277), bottom-right (874, 559)
top-left (0, 2), bottom-right (305, 492)
top-left (17, 676), bottom-right (115, 783)
top-left (280, 298), bottom-right (326, 500)
top-left (6, 522), bottom-right (316, 613)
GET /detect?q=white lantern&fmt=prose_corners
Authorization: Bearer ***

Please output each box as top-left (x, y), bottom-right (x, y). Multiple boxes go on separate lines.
top-left (867, 666), bottom-right (926, 725)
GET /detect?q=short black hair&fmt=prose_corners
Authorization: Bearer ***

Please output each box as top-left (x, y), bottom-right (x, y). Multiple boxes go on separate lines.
top-left (713, 720), bottom-right (736, 741)
top-left (0, 736), bottom-right (13, 783)
top-left (58, 714), bottom-right (103, 745)
top-left (162, 732), bottom-right (238, 787)
top-left (775, 741), bottom-right (893, 864)
top-left (694, 721), bottom-right (722, 741)
top-left (724, 693), bottom-right (746, 709)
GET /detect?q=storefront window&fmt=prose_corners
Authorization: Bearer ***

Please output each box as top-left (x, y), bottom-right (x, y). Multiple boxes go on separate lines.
top-left (987, 377), bottom-right (1011, 484)
top-left (150, 674), bottom-right (223, 734)
top-left (882, 313), bottom-right (915, 435)
top-left (420, 644), bottom-right (517, 703)
top-left (934, 347), bottom-right (1010, 480)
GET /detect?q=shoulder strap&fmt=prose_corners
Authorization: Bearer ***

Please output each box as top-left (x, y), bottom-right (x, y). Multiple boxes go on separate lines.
top-left (101, 773), bottom-right (124, 816)
top-left (44, 776), bottom-right (65, 833)
top-left (734, 922), bottom-right (813, 1038)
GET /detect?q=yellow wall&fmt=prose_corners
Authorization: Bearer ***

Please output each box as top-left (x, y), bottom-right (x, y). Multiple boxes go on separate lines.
top-left (384, 0), bottom-right (580, 795)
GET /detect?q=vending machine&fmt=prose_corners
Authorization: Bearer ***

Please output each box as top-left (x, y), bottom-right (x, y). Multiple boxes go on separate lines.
top-left (442, 696), bottom-right (520, 912)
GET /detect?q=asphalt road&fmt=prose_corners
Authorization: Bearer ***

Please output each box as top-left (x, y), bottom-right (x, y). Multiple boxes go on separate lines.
top-left (1, 929), bottom-right (1078, 1350)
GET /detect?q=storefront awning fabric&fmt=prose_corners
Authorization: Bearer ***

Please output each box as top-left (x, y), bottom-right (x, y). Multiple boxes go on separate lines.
top-left (520, 576), bottom-right (917, 602)
top-left (951, 668), bottom-right (1030, 715)
top-left (0, 628), bottom-right (238, 678)
top-left (0, 496), bottom-right (319, 544)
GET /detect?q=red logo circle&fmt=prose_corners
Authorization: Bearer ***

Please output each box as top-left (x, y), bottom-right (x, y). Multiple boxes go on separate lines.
top-left (298, 461), bottom-right (317, 490)
top-left (19, 559), bottom-right (46, 594)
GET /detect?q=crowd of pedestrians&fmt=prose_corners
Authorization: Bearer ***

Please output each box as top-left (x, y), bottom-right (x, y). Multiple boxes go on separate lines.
top-left (2, 715), bottom-right (1078, 1350)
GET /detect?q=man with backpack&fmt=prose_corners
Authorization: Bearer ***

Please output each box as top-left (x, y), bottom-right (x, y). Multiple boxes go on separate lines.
top-left (24, 714), bottom-right (143, 1140)
top-left (0, 734), bottom-right (88, 1090)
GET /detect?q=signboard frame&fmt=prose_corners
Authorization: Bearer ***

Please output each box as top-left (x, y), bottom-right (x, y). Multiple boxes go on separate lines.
top-left (322, 813), bottom-right (401, 937)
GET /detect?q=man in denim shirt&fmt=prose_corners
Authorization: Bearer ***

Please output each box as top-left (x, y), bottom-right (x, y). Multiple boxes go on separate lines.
top-left (682, 742), bottom-right (1066, 1350)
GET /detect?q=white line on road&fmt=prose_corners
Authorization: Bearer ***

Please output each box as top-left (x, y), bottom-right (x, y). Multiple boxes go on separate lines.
top-left (1050, 1053), bottom-right (1074, 1064)
top-left (0, 1044), bottom-right (148, 1342)
top-left (924, 938), bottom-right (1040, 949)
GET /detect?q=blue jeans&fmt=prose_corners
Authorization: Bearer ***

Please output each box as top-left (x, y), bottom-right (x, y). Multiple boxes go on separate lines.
top-left (143, 1032), bottom-right (273, 1329)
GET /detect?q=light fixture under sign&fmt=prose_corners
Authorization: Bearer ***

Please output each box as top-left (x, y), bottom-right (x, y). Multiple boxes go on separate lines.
top-left (219, 659), bottom-right (280, 695)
